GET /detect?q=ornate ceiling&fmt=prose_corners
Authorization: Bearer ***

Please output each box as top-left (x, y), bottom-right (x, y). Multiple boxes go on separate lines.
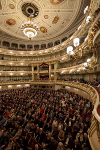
top-left (0, 0), bottom-right (90, 42)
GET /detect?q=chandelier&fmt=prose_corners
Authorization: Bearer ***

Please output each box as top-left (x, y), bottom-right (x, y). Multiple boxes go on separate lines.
top-left (21, 17), bottom-right (39, 40)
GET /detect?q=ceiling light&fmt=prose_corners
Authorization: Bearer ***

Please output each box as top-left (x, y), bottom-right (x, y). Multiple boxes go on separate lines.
top-left (39, 52), bottom-right (41, 54)
top-left (25, 84), bottom-right (30, 86)
top-left (70, 51), bottom-right (74, 55)
top-left (84, 36), bottom-right (88, 42)
top-left (21, 73), bottom-right (23, 75)
top-left (84, 6), bottom-right (88, 14)
top-left (61, 43), bottom-right (64, 46)
top-left (62, 58), bottom-right (64, 60)
top-left (73, 38), bottom-right (80, 47)
top-left (53, 48), bottom-right (56, 50)
top-left (84, 62), bottom-right (88, 67)
top-left (10, 62), bottom-right (12, 65)
top-left (45, 50), bottom-right (47, 52)
top-left (21, 17), bottom-right (39, 40)
top-left (0, 73), bottom-right (1, 75)
top-left (87, 59), bottom-right (90, 62)
top-left (61, 71), bottom-right (64, 74)
top-left (10, 73), bottom-right (13, 76)
top-left (17, 85), bottom-right (21, 87)
top-left (10, 52), bottom-right (12, 53)
top-left (69, 70), bottom-right (72, 73)
top-left (67, 46), bottom-right (73, 55)
top-left (21, 63), bottom-right (23, 65)
top-left (20, 53), bottom-right (23, 54)
top-left (78, 25), bottom-right (81, 30)
top-left (70, 36), bottom-right (73, 40)
top-left (8, 85), bottom-right (12, 88)
top-left (30, 52), bottom-right (33, 54)
top-left (86, 16), bottom-right (91, 24)
top-left (77, 69), bottom-right (80, 72)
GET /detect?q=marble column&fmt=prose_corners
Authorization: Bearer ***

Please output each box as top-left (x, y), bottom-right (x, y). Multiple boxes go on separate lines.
top-left (54, 62), bottom-right (57, 81)
top-left (31, 64), bottom-right (34, 80)
top-left (37, 64), bottom-right (39, 79)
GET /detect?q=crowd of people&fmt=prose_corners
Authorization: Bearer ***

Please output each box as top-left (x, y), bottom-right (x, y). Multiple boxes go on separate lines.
top-left (0, 87), bottom-right (93, 150)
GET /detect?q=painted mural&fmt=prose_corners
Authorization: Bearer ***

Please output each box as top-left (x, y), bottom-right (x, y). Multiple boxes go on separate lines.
top-left (40, 27), bottom-right (47, 33)
top-left (6, 19), bottom-right (16, 25)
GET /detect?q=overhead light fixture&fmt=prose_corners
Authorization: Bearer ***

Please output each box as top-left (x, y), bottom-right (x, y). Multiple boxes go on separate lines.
top-left (70, 36), bottom-right (73, 40)
top-left (73, 38), bottom-right (80, 47)
top-left (83, 67), bottom-right (86, 70)
top-left (8, 85), bottom-right (12, 88)
top-left (21, 17), bottom-right (39, 40)
top-left (87, 58), bottom-right (90, 62)
top-left (70, 51), bottom-right (74, 55)
top-left (84, 62), bottom-right (88, 67)
top-left (78, 25), bottom-right (81, 30)
top-left (84, 6), bottom-right (88, 14)
top-left (25, 84), bottom-right (30, 87)
top-left (77, 68), bottom-right (80, 72)
top-left (10, 73), bottom-right (13, 76)
top-left (17, 85), bottom-right (21, 87)
top-left (67, 46), bottom-right (73, 55)
top-left (61, 43), bottom-right (64, 46)
top-left (84, 36), bottom-right (88, 42)
top-left (69, 70), bottom-right (72, 73)
top-left (86, 16), bottom-right (91, 24)
top-left (61, 71), bottom-right (64, 74)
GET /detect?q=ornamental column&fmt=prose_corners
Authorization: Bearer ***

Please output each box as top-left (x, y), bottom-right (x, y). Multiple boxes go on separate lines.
top-left (49, 63), bottom-right (51, 80)
top-left (31, 64), bottom-right (34, 80)
top-left (54, 62), bottom-right (57, 81)
top-left (37, 64), bottom-right (39, 79)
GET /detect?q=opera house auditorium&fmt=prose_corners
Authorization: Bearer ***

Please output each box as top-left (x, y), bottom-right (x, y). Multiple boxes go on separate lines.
top-left (0, 0), bottom-right (100, 150)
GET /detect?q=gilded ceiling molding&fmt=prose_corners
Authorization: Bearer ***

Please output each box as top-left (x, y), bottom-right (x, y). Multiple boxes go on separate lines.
top-left (50, 0), bottom-right (64, 5)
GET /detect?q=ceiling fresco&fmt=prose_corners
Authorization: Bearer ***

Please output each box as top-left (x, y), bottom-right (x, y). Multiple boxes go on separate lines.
top-left (0, 0), bottom-right (90, 41)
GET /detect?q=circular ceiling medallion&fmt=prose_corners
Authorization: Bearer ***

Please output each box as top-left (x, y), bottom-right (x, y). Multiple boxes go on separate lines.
top-left (9, 4), bottom-right (15, 9)
top-left (21, 3), bottom-right (39, 18)
top-left (44, 15), bottom-right (49, 19)
top-left (50, 0), bottom-right (64, 5)
top-left (6, 19), bottom-right (16, 25)
top-left (52, 16), bottom-right (59, 24)
top-left (40, 27), bottom-right (47, 33)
